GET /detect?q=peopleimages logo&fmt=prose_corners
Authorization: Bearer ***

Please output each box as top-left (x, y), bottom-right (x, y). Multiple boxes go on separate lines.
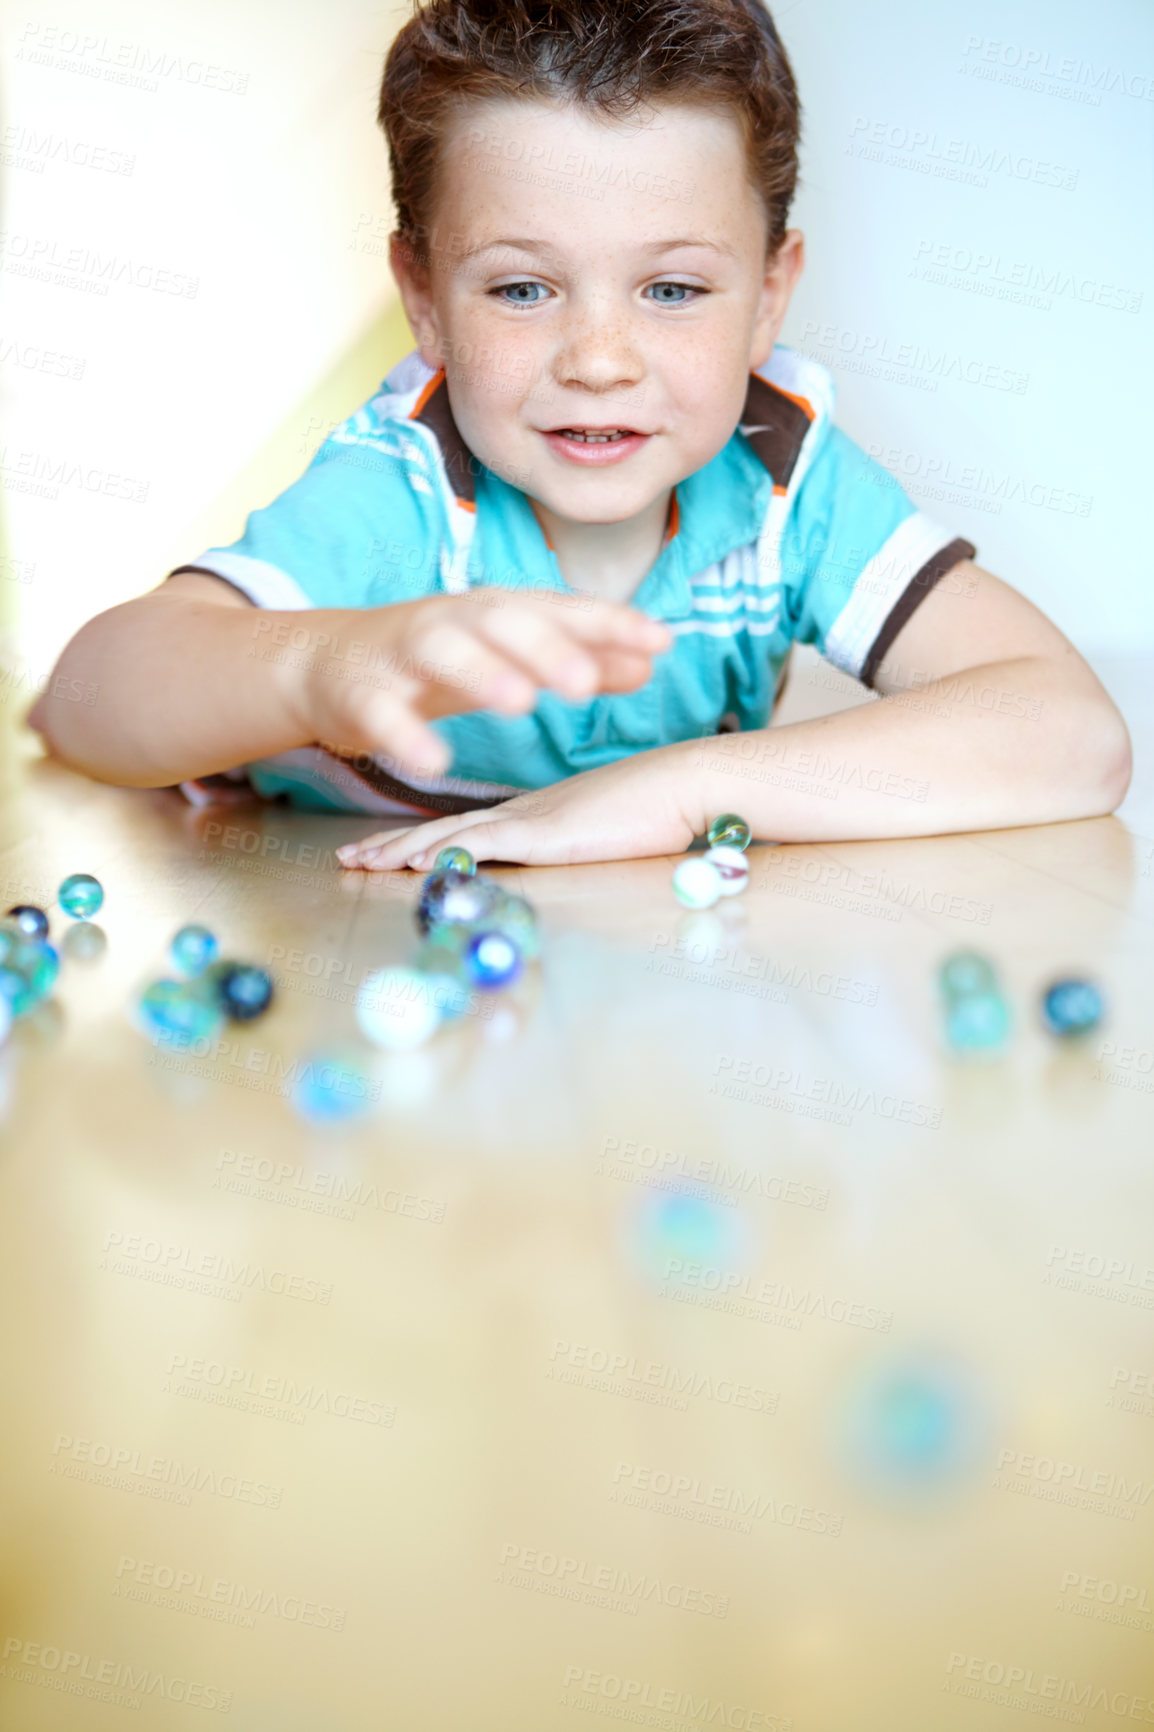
top-left (944, 1652), bottom-right (1154, 1721)
top-left (497, 1545), bottom-right (729, 1619)
top-left (560, 1665), bottom-right (791, 1729)
top-left (114, 1557), bottom-right (346, 1630)
top-left (0, 1634), bottom-right (232, 1711)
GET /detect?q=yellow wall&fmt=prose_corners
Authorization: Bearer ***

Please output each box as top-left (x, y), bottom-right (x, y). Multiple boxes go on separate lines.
top-left (166, 293), bottom-right (414, 571)
top-left (1, 0), bottom-right (413, 673)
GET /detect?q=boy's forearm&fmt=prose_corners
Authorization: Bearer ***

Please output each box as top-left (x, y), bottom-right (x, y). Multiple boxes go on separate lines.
top-left (687, 656), bottom-right (1132, 843)
top-left (29, 591), bottom-right (337, 788)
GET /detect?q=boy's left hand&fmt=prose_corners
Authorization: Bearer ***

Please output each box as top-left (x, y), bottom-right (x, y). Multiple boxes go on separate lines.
top-left (335, 744), bottom-right (704, 870)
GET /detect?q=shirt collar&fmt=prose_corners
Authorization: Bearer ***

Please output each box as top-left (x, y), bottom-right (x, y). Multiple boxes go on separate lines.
top-left (453, 391), bottom-right (778, 620)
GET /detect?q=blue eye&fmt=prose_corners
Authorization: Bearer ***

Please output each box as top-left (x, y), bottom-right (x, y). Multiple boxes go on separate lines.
top-left (648, 282), bottom-right (701, 305)
top-left (485, 280), bottom-right (700, 308)
top-left (493, 282), bottom-right (550, 306)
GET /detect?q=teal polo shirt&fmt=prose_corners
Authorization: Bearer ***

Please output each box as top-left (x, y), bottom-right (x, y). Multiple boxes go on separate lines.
top-left (171, 345), bottom-right (975, 816)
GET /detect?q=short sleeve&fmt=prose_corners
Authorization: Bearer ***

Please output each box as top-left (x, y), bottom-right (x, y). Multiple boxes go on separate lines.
top-left (168, 429), bottom-right (451, 613)
top-left (780, 423), bottom-right (976, 688)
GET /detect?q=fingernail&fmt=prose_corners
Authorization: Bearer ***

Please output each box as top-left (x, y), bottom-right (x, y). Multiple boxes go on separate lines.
top-left (408, 851), bottom-right (428, 869)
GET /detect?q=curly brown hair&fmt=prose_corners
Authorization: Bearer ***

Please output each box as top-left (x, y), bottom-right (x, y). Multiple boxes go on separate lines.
top-left (379, 0), bottom-right (801, 269)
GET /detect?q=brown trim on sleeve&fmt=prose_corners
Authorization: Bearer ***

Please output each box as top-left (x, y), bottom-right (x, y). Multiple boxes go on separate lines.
top-left (321, 747), bottom-right (511, 817)
top-left (166, 563), bottom-right (257, 604)
top-left (860, 537), bottom-right (977, 689)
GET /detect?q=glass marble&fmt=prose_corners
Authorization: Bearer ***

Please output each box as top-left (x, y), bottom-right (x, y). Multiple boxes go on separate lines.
top-left (434, 846), bottom-right (476, 876)
top-left (938, 952), bottom-right (997, 1000)
top-left (416, 869), bottom-right (500, 936)
top-left (706, 814), bottom-right (751, 852)
top-left (212, 963), bottom-right (274, 1022)
top-left (463, 930), bottom-right (523, 991)
top-left (833, 1354), bottom-right (987, 1501)
top-left (1041, 978), bottom-right (1103, 1037)
top-left (138, 978), bottom-right (224, 1047)
top-left (0, 967), bottom-right (23, 1017)
top-left (356, 967), bottom-right (442, 1050)
top-left (0, 937), bottom-right (59, 1016)
top-left (703, 844), bottom-right (750, 897)
top-left (485, 890), bottom-right (541, 960)
top-left (633, 1190), bottom-right (752, 1286)
top-left (291, 1051), bottom-right (373, 1123)
top-left (672, 857), bottom-right (722, 910)
top-left (170, 924), bottom-right (219, 978)
top-left (6, 905), bottom-right (49, 941)
top-left (945, 990), bottom-right (1012, 1052)
top-left (59, 873), bottom-right (104, 919)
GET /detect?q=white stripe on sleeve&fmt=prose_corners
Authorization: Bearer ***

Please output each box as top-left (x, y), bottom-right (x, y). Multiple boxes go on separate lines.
top-left (822, 512), bottom-right (960, 679)
top-left (186, 551), bottom-right (315, 611)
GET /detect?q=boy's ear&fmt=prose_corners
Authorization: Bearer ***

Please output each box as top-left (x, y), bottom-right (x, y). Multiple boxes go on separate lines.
top-left (389, 232), bottom-right (443, 371)
top-left (749, 229), bottom-right (805, 369)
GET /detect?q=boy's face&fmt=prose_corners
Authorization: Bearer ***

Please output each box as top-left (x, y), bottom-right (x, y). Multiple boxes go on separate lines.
top-left (392, 98), bottom-right (804, 528)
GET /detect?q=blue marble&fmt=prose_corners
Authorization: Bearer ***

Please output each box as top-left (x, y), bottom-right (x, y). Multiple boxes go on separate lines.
top-left (835, 1354), bottom-right (988, 1500)
top-left (212, 963), bottom-right (274, 1022)
top-left (170, 924), bottom-right (219, 978)
top-left (6, 905), bottom-right (49, 941)
top-left (463, 930), bottom-right (522, 991)
top-left (0, 967), bottom-right (25, 1018)
top-left (0, 937), bottom-right (59, 1016)
top-left (138, 978), bottom-right (224, 1046)
top-left (1041, 978), bottom-right (1103, 1037)
top-left (633, 1191), bottom-right (752, 1287)
top-left (59, 873), bottom-right (103, 919)
top-left (945, 990), bottom-right (1012, 1052)
top-left (291, 1052), bottom-right (373, 1122)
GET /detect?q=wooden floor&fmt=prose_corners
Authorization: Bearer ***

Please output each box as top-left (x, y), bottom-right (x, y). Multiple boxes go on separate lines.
top-left (0, 654), bottom-right (1151, 1731)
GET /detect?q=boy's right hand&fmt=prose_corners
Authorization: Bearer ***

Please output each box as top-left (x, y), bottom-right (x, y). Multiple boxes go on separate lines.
top-left (299, 589), bottom-right (673, 776)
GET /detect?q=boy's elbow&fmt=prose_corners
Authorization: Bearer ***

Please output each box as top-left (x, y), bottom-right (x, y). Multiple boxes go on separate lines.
top-left (26, 692), bottom-right (72, 764)
top-left (27, 693), bottom-right (50, 741)
top-left (1098, 708), bottom-right (1133, 812)
top-left (1079, 695), bottom-right (1132, 816)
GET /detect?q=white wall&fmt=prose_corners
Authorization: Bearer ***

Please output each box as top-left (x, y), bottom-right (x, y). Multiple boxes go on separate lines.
top-left (1, 0), bottom-right (409, 675)
top-left (776, 0), bottom-right (1154, 655)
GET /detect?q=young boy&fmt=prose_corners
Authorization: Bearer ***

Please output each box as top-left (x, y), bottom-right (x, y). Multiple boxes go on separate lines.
top-left (31, 0), bottom-right (1131, 870)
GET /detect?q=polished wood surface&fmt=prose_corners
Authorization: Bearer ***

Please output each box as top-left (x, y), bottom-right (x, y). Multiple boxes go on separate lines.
top-left (0, 657), bottom-right (1151, 1730)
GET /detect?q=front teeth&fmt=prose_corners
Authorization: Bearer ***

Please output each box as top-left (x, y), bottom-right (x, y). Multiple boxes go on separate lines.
top-left (562, 429), bottom-right (628, 443)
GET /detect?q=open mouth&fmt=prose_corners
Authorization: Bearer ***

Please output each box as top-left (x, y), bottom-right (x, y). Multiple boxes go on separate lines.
top-left (549, 428), bottom-right (641, 444)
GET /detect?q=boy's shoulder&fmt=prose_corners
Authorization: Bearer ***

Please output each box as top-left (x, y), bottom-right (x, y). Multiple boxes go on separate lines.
top-left (321, 350), bottom-right (477, 500)
top-left (306, 351), bottom-right (480, 593)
